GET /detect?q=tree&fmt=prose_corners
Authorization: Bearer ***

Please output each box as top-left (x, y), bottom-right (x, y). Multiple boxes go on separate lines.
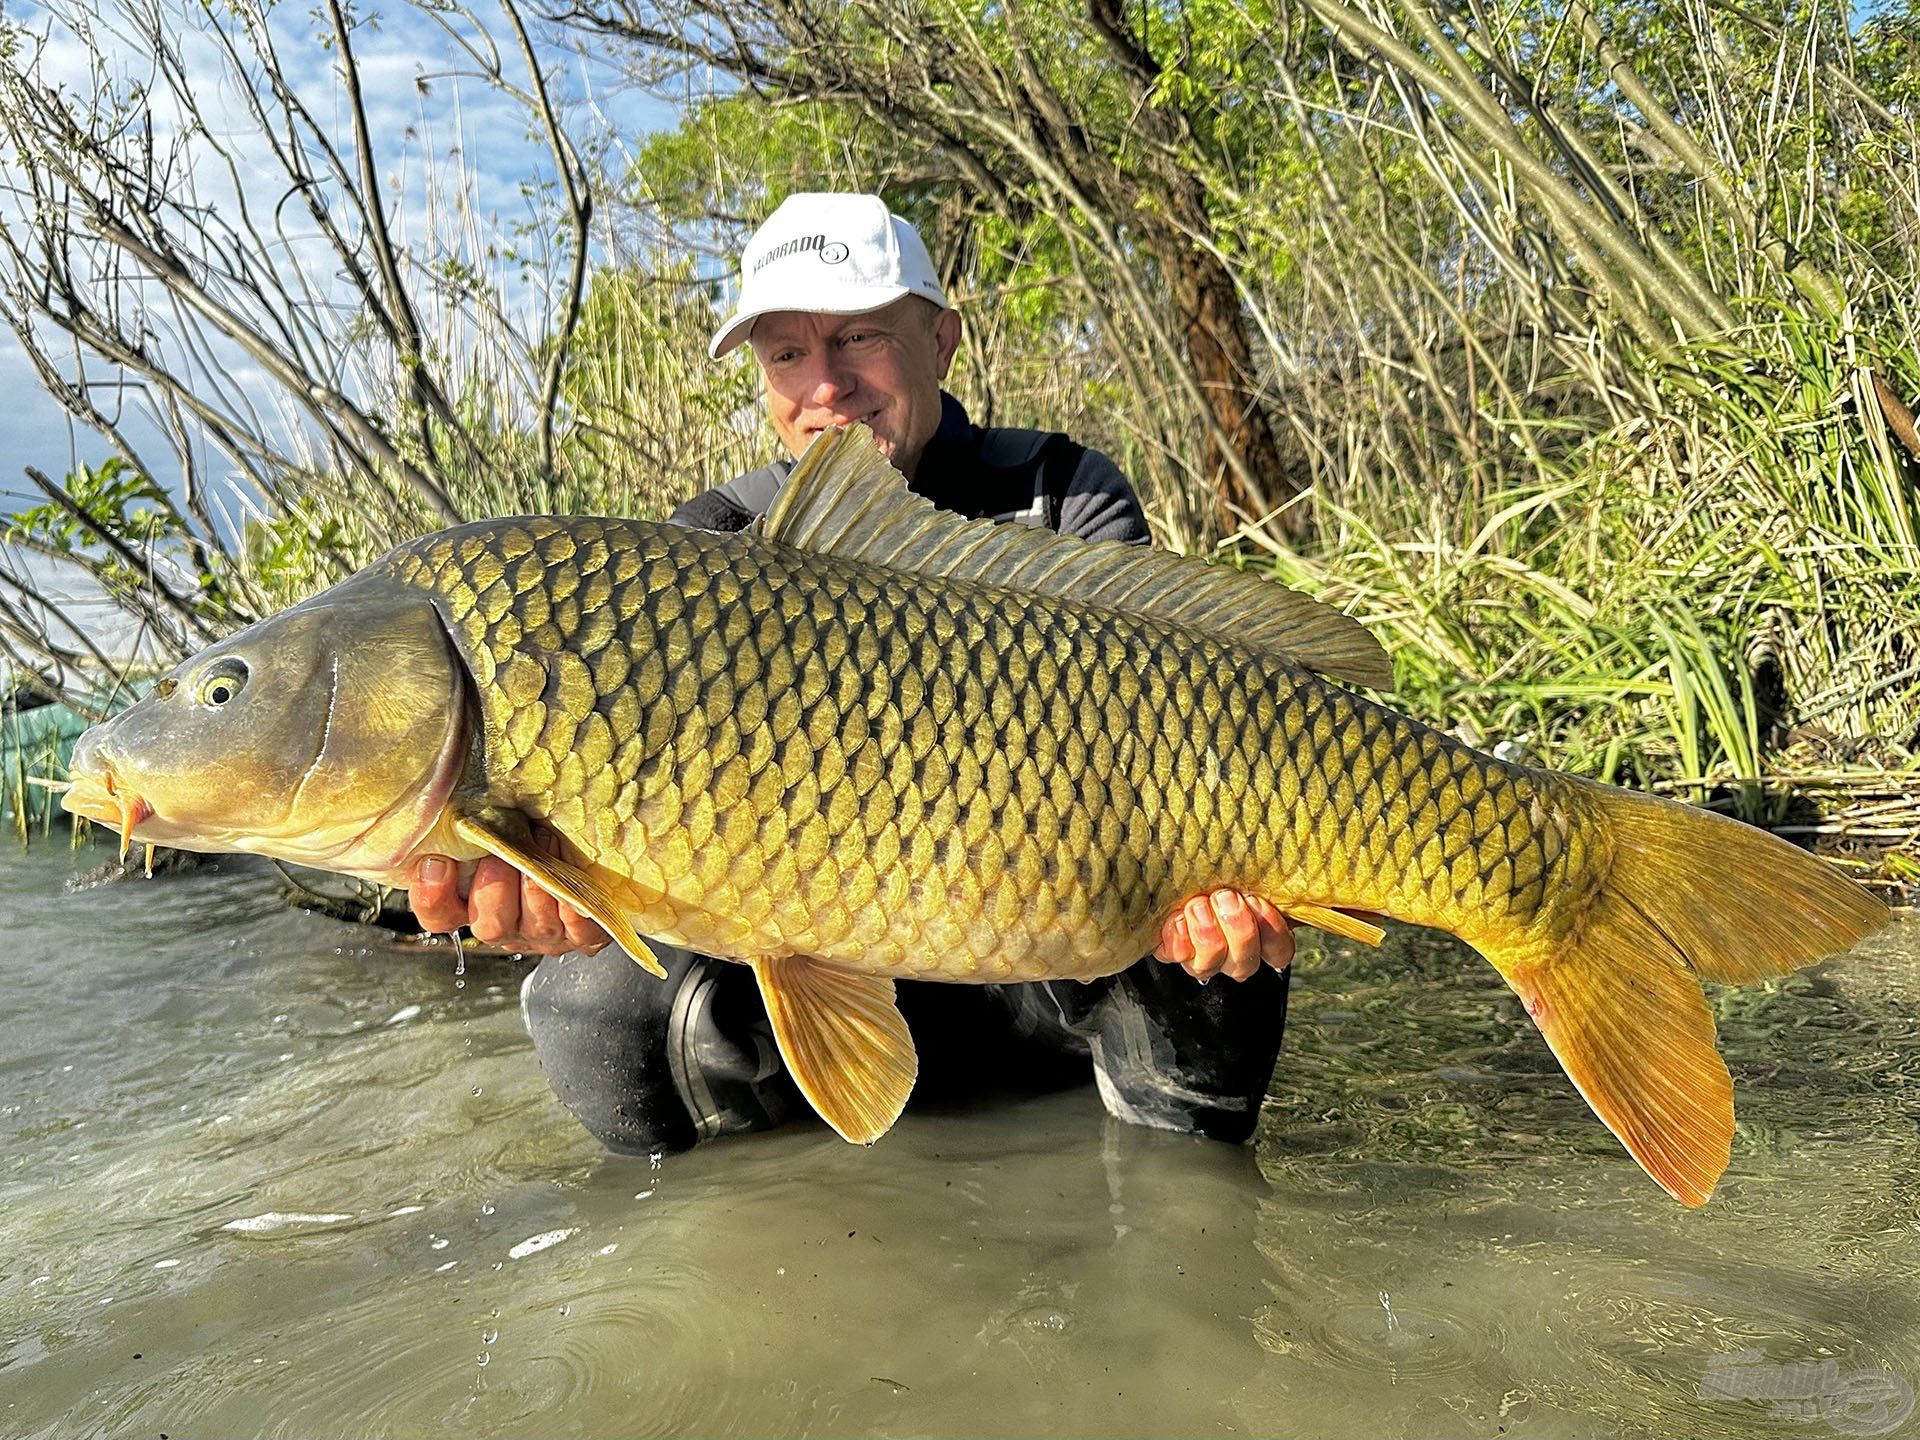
top-left (0, 0), bottom-right (592, 690)
top-left (560, 0), bottom-right (1320, 541)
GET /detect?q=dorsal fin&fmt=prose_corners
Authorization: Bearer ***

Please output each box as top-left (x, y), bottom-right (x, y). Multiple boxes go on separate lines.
top-left (754, 426), bottom-right (1392, 689)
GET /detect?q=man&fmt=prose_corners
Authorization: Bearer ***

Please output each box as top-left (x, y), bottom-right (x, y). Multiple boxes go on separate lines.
top-left (410, 192), bottom-right (1297, 1153)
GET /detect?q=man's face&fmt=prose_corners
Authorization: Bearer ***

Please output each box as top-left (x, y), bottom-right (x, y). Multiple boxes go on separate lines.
top-left (749, 297), bottom-right (963, 480)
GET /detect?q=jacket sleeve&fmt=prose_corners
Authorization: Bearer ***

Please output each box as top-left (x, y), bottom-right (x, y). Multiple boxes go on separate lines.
top-left (668, 488), bottom-right (758, 532)
top-left (1057, 446), bottom-right (1150, 546)
top-left (667, 463), bottom-right (792, 532)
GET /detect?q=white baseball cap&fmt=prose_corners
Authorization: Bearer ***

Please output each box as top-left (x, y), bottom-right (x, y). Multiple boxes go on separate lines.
top-left (708, 192), bottom-right (949, 359)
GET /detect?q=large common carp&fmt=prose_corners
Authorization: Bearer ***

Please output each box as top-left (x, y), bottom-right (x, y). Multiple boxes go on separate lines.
top-left (65, 428), bottom-right (1887, 1204)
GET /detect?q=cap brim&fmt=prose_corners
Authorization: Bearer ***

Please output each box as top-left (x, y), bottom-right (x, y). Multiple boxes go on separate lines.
top-left (708, 283), bottom-right (944, 359)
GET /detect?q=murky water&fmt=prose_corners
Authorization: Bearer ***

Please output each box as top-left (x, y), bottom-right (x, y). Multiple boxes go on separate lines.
top-left (2, 842), bottom-right (1916, 1439)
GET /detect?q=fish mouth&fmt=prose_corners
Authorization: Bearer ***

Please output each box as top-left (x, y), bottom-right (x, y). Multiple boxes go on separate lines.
top-left (62, 764), bottom-right (154, 860)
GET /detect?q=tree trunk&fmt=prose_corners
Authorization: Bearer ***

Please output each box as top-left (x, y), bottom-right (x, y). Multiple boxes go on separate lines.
top-left (1164, 225), bottom-right (1312, 545)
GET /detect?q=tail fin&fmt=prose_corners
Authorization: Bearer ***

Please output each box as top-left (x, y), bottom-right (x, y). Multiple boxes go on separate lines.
top-left (1499, 785), bottom-right (1889, 1206)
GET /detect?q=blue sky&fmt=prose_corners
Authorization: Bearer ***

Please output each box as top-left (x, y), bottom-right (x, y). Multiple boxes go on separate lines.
top-left (0, 0), bottom-right (682, 522)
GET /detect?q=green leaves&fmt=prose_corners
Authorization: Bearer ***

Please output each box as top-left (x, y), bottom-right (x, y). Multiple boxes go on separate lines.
top-left (6, 459), bottom-right (182, 554)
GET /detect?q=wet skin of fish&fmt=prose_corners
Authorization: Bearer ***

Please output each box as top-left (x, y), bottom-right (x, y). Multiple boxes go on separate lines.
top-left (65, 427), bottom-right (1889, 1204)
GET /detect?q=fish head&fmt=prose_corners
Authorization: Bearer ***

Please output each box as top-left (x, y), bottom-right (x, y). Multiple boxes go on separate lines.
top-left (63, 586), bottom-right (469, 879)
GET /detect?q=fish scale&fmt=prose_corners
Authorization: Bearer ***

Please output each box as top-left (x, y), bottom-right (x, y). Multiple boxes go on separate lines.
top-left (382, 511), bottom-right (1566, 985)
top-left (63, 425), bottom-right (1887, 1202)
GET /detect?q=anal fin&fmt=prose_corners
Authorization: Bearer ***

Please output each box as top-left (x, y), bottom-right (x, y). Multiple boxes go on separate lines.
top-left (452, 813), bottom-right (666, 977)
top-left (1287, 904), bottom-right (1386, 947)
top-left (750, 955), bottom-right (918, 1145)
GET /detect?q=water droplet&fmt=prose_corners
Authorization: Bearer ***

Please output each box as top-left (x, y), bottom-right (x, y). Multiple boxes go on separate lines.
top-left (431, 1238), bottom-right (450, 1251)
top-left (471, 1086), bottom-right (483, 1097)
top-left (481, 1328), bottom-right (498, 1344)
top-left (1379, 1290), bottom-right (1399, 1333)
top-left (558, 1305), bottom-right (570, 1317)
top-left (475, 1351), bottom-right (490, 1367)
top-left (480, 1202), bottom-right (495, 1216)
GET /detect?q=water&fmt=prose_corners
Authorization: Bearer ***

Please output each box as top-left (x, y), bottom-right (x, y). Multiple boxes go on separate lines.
top-left (2, 842), bottom-right (1916, 1439)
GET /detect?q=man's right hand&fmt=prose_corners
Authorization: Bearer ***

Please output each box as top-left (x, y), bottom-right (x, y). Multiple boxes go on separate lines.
top-left (408, 849), bottom-right (612, 957)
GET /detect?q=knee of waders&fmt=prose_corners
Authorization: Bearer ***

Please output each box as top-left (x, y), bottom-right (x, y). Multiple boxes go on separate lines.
top-left (519, 946), bottom-right (797, 1155)
top-left (1080, 959), bottom-right (1291, 1144)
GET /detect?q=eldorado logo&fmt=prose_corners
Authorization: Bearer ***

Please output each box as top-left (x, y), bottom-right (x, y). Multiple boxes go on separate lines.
top-left (753, 234), bottom-right (851, 271)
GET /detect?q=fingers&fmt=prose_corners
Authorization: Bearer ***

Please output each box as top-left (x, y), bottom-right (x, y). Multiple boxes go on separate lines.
top-left (473, 859), bottom-right (592, 956)
top-left (410, 839), bottom-right (599, 956)
top-left (516, 877), bottom-right (574, 957)
top-left (1247, 896), bottom-right (1296, 972)
top-left (528, 822), bottom-right (611, 954)
top-left (467, 857), bottom-right (523, 946)
top-left (1157, 890), bottom-right (1297, 984)
top-left (1154, 911), bottom-right (1196, 966)
top-left (408, 856), bottom-right (470, 933)
top-left (1179, 893), bottom-right (1232, 982)
top-left (1206, 891), bottom-right (1264, 982)
top-left (560, 908), bottom-right (614, 954)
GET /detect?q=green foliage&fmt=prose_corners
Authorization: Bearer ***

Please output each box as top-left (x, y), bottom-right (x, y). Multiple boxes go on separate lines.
top-left (5, 459), bottom-right (181, 553)
top-left (240, 500), bottom-right (354, 609)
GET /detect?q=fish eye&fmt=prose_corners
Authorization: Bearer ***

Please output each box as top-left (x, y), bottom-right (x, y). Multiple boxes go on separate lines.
top-left (195, 660), bottom-right (249, 709)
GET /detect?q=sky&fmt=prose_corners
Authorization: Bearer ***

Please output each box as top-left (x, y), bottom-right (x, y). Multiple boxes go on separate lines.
top-left (0, 0), bottom-right (683, 523)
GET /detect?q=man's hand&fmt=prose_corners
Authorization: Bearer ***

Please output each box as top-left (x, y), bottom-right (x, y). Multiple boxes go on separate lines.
top-left (408, 834), bottom-right (612, 957)
top-left (1154, 890), bottom-right (1294, 983)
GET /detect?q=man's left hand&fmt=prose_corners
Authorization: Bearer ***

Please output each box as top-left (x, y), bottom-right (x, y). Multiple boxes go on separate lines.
top-left (1154, 891), bottom-right (1294, 983)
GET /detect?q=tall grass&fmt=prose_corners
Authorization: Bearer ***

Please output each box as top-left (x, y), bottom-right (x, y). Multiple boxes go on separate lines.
top-left (1, 688), bottom-right (86, 843)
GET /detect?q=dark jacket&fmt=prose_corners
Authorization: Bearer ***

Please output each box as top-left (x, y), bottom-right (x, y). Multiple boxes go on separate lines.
top-left (669, 393), bottom-right (1148, 545)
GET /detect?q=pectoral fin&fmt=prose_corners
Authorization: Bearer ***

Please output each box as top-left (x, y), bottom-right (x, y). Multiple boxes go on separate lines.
top-left (451, 813), bottom-right (666, 978)
top-left (749, 955), bottom-right (918, 1144)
